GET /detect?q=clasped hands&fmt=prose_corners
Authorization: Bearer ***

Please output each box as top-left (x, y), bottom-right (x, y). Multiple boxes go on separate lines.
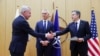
top-left (45, 32), bottom-right (84, 43)
top-left (45, 32), bottom-right (55, 39)
top-left (40, 32), bottom-right (55, 46)
top-left (40, 40), bottom-right (50, 46)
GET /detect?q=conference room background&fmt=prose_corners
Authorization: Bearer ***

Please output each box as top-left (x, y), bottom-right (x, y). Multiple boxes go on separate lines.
top-left (0, 0), bottom-right (100, 56)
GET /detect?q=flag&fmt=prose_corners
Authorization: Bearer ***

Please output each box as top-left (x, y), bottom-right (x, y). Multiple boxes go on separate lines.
top-left (88, 10), bottom-right (100, 56)
top-left (52, 9), bottom-right (61, 56)
top-left (15, 8), bottom-right (19, 18)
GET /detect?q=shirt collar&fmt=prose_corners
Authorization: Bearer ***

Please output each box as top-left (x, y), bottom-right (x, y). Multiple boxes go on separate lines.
top-left (42, 19), bottom-right (48, 22)
top-left (75, 19), bottom-right (80, 24)
top-left (20, 14), bottom-right (27, 21)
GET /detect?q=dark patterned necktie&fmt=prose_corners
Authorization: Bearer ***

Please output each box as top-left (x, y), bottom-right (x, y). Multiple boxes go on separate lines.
top-left (75, 22), bottom-right (77, 32)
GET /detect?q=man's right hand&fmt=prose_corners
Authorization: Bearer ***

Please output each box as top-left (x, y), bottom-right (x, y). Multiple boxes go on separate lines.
top-left (45, 32), bottom-right (56, 39)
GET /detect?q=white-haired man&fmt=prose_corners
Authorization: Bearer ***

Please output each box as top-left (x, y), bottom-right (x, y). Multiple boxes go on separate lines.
top-left (35, 9), bottom-right (54, 56)
top-left (9, 6), bottom-right (53, 56)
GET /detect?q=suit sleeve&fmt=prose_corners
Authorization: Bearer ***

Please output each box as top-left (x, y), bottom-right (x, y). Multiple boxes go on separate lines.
top-left (56, 24), bottom-right (70, 36)
top-left (21, 21), bottom-right (45, 38)
top-left (35, 22), bottom-right (42, 41)
top-left (84, 22), bottom-right (91, 41)
top-left (51, 23), bottom-right (55, 32)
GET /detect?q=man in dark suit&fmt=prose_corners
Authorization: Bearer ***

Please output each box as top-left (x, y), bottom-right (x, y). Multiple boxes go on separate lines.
top-left (9, 5), bottom-right (53, 56)
top-left (35, 9), bottom-right (54, 56)
top-left (52, 10), bottom-right (91, 56)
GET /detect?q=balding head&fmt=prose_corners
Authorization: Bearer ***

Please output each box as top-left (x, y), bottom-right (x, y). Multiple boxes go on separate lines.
top-left (20, 5), bottom-right (31, 20)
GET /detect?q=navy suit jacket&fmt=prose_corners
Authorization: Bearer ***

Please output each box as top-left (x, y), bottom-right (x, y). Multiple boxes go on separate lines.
top-left (9, 16), bottom-right (45, 53)
top-left (35, 20), bottom-right (54, 48)
top-left (56, 20), bottom-right (91, 50)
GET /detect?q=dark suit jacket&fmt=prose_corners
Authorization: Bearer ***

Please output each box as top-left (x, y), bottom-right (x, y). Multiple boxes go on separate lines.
top-left (56, 20), bottom-right (91, 50)
top-left (9, 15), bottom-right (45, 53)
top-left (35, 20), bottom-right (54, 48)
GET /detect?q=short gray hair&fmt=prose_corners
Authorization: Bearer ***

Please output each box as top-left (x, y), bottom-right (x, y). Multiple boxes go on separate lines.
top-left (20, 5), bottom-right (30, 14)
top-left (41, 9), bottom-right (49, 14)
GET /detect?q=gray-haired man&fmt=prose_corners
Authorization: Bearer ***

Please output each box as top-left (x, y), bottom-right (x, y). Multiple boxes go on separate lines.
top-left (9, 5), bottom-right (53, 56)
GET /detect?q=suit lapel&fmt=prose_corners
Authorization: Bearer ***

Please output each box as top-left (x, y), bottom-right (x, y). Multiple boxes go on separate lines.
top-left (42, 20), bottom-right (44, 28)
top-left (46, 21), bottom-right (49, 31)
top-left (71, 22), bottom-right (76, 32)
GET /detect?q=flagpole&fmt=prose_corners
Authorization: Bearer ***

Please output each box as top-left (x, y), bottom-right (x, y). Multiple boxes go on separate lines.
top-left (52, 0), bottom-right (55, 10)
top-left (15, 5), bottom-right (20, 18)
top-left (51, 0), bottom-right (58, 22)
top-left (17, 5), bottom-right (19, 8)
top-left (51, 0), bottom-right (55, 22)
top-left (90, 0), bottom-right (94, 10)
top-left (17, 5), bottom-right (19, 11)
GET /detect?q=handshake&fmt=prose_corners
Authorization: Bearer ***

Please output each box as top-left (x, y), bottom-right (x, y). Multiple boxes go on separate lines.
top-left (45, 32), bottom-right (56, 39)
